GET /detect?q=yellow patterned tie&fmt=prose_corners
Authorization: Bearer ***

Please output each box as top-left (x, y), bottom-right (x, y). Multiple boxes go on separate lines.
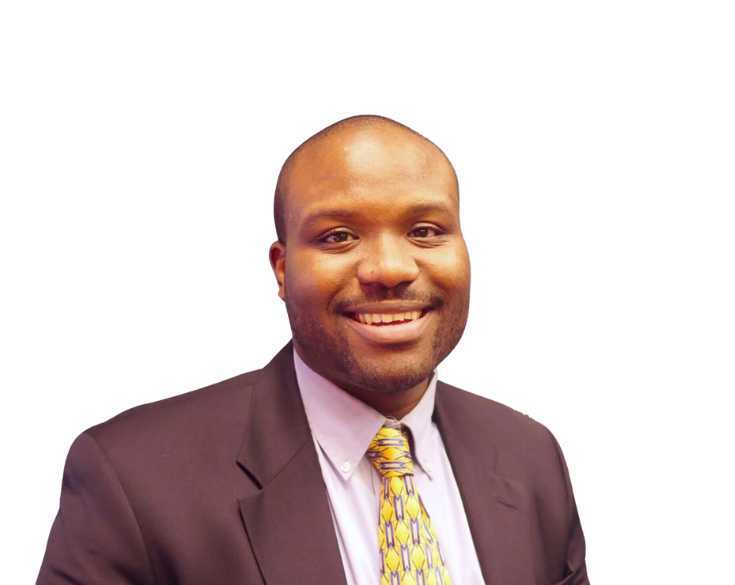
top-left (366, 419), bottom-right (452, 585)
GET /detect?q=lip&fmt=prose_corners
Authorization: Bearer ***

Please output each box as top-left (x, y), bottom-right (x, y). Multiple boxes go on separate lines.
top-left (342, 309), bottom-right (434, 345)
top-left (342, 301), bottom-right (430, 313)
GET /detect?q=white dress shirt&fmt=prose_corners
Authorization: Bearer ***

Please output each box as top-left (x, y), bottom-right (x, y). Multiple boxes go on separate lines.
top-left (293, 347), bottom-right (487, 585)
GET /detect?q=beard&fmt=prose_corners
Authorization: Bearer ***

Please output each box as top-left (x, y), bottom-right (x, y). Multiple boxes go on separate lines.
top-left (284, 292), bottom-right (469, 396)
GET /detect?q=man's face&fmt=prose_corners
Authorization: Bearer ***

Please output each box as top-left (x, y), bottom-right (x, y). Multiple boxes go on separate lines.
top-left (270, 126), bottom-right (471, 397)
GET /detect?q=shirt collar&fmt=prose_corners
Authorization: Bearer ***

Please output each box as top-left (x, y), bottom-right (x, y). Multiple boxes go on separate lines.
top-left (293, 345), bottom-right (438, 480)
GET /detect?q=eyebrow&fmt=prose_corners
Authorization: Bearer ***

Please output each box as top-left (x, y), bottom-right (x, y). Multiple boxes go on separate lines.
top-left (299, 201), bottom-right (454, 230)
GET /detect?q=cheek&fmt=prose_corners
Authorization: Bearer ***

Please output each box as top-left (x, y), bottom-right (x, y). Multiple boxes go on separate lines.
top-left (285, 251), bottom-right (354, 305)
top-left (422, 245), bottom-right (471, 294)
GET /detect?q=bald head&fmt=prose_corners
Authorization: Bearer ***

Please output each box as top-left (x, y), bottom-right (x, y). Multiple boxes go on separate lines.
top-left (273, 115), bottom-right (458, 243)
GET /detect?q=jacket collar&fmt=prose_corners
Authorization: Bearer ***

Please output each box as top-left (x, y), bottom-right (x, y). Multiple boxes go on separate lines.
top-left (236, 340), bottom-right (348, 585)
top-left (236, 341), bottom-right (311, 488)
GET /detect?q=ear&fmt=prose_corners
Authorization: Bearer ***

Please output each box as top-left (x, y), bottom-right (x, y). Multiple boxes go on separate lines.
top-left (269, 241), bottom-right (287, 301)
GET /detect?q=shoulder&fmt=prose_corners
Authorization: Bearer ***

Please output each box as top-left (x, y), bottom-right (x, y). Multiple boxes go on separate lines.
top-left (81, 367), bottom-right (263, 465)
top-left (435, 380), bottom-right (565, 477)
top-left (436, 379), bottom-right (553, 443)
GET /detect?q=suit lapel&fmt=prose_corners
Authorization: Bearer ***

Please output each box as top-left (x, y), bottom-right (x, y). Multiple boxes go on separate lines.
top-left (434, 381), bottom-right (535, 585)
top-left (236, 341), bottom-right (348, 585)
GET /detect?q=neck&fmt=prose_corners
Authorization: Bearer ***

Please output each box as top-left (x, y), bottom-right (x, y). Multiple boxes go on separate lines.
top-left (292, 342), bottom-right (432, 420)
top-left (339, 377), bottom-right (430, 420)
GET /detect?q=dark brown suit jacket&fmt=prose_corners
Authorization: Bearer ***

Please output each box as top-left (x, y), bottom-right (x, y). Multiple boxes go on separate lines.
top-left (37, 341), bottom-right (589, 585)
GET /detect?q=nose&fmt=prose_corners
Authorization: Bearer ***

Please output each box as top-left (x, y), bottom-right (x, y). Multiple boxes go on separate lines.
top-left (356, 233), bottom-right (420, 289)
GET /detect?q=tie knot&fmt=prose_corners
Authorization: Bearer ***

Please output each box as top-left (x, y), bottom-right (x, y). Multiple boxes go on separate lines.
top-left (366, 419), bottom-right (414, 478)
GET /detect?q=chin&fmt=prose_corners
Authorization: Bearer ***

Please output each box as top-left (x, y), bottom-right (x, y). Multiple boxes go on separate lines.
top-left (341, 355), bottom-right (435, 395)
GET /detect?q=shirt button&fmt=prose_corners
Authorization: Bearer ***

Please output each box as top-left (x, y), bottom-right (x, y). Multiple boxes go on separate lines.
top-left (340, 461), bottom-right (351, 473)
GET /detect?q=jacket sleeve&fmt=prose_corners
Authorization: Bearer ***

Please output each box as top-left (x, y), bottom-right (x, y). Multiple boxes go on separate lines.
top-left (36, 432), bottom-right (156, 585)
top-left (547, 429), bottom-right (591, 585)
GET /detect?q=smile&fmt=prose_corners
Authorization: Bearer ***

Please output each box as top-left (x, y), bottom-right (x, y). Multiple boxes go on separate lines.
top-left (342, 309), bottom-right (433, 345)
top-left (348, 310), bottom-right (427, 326)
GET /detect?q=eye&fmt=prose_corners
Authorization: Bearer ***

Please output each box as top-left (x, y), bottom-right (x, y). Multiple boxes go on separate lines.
top-left (320, 230), bottom-right (358, 244)
top-left (409, 225), bottom-right (443, 239)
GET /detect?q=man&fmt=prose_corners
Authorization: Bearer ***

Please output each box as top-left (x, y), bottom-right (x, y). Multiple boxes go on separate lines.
top-left (37, 115), bottom-right (590, 585)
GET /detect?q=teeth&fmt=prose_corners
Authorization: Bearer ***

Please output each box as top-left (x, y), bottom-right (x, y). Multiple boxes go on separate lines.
top-left (353, 311), bottom-right (424, 325)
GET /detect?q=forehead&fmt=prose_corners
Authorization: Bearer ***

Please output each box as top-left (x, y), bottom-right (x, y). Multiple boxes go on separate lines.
top-left (282, 129), bottom-right (458, 226)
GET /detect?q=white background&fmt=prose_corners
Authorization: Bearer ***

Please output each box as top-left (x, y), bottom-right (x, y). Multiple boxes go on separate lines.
top-left (2, 1), bottom-right (733, 583)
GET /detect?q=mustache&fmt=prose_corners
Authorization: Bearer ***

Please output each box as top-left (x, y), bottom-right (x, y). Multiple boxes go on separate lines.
top-left (335, 293), bottom-right (444, 314)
